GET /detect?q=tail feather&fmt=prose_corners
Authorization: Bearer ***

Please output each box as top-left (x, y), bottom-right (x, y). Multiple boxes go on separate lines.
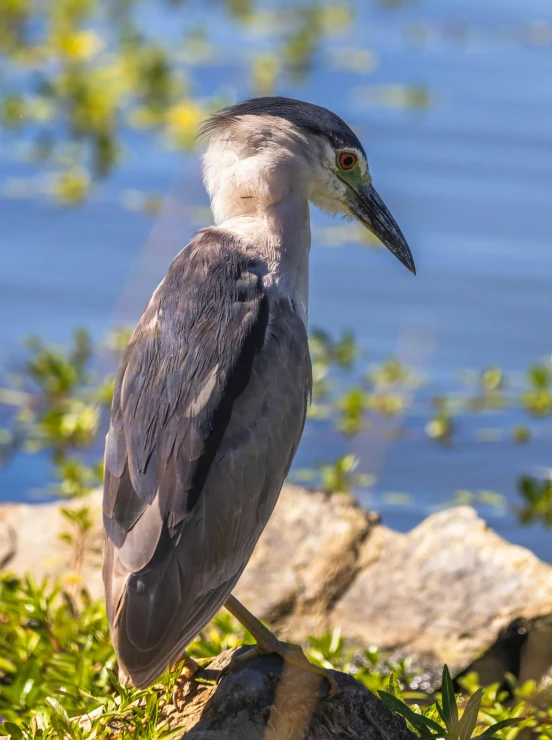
top-left (104, 538), bottom-right (243, 688)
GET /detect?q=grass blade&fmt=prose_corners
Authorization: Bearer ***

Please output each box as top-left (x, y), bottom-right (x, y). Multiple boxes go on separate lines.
top-left (477, 718), bottom-right (523, 739)
top-left (458, 688), bottom-right (483, 740)
top-left (388, 674), bottom-right (403, 701)
top-left (379, 691), bottom-right (444, 734)
top-left (442, 664), bottom-right (459, 734)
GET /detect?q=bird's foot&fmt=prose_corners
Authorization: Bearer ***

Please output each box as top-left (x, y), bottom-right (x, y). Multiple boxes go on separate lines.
top-left (171, 655), bottom-right (213, 709)
top-left (217, 638), bottom-right (338, 695)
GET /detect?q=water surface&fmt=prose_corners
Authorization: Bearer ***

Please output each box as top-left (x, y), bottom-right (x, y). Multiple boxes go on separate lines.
top-left (1, 0), bottom-right (551, 560)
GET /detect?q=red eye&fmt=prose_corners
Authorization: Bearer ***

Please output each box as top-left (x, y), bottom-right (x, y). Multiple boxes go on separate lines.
top-left (338, 151), bottom-right (357, 170)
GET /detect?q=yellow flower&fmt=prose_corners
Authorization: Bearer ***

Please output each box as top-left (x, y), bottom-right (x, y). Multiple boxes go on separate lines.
top-left (54, 30), bottom-right (104, 61)
top-left (165, 101), bottom-right (204, 149)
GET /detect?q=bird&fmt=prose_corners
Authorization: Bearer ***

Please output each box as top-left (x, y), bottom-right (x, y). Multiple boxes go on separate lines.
top-left (102, 96), bottom-right (415, 692)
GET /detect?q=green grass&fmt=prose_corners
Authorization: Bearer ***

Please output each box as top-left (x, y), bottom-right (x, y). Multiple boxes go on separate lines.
top-left (0, 574), bottom-right (551, 739)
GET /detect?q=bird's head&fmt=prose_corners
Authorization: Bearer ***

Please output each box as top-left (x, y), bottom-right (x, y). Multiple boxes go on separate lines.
top-left (200, 96), bottom-right (415, 274)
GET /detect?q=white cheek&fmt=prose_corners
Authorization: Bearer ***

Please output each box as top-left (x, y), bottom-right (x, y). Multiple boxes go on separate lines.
top-left (308, 164), bottom-right (348, 214)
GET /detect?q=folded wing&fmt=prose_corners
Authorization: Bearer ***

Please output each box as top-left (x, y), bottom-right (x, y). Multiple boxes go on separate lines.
top-left (102, 229), bottom-right (269, 685)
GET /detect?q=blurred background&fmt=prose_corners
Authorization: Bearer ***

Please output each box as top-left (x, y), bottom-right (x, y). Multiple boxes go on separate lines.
top-left (1, 0), bottom-right (551, 560)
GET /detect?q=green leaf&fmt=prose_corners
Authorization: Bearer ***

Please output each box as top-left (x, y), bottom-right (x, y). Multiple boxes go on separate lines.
top-left (441, 664), bottom-right (459, 734)
top-left (476, 718), bottom-right (523, 739)
top-left (458, 688), bottom-right (482, 740)
top-left (436, 701), bottom-right (449, 728)
top-left (1, 724), bottom-right (24, 740)
top-left (378, 691), bottom-right (444, 734)
top-left (388, 674), bottom-right (403, 701)
top-left (46, 696), bottom-right (70, 721)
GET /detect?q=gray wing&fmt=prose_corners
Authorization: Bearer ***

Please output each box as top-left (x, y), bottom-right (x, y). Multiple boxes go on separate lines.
top-left (102, 229), bottom-right (269, 685)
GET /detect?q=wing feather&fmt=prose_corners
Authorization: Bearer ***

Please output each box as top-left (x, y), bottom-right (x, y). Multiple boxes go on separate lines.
top-left (102, 228), bottom-right (270, 682)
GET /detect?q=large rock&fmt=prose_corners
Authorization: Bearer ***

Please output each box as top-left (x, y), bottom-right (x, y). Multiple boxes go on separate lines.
top-left (1, 488), bottom-right (552, 687)
top-left (233, 485), bottom-right (378, 635)
top-left (0, 485), bottom-right (376, 611)
top-left (331, 507), bottom-right (552, 689)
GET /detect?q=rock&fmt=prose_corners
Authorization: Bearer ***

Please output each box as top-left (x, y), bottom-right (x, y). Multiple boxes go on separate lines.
top-left (234, 485), bottom-right (378, 636)
top-left (2, 488), bottom-right (552, 688)
top-left (0, 491), bottom-right (104, 596)
top-left (0, 485), bottom-right (376, 612)
top-left (331, 507), bottom-right (552, 689)
top-left (166, 647), bottom-right (416, 739)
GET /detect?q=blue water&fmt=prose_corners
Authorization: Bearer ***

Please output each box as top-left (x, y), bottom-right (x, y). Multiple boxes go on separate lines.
top-left (1, 0), bottom-right (552, 561)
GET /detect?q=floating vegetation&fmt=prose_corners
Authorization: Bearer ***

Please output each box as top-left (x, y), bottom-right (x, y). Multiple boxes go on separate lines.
top-left (517, 475), bottom-right (552, 529)
top-left (449, 489), bottom-right (507, 513)
top-left (425, 412), bottom-right (454, 445)
top-left (521, 363), bottom-right (552, 417)
top-left (355, 83), bottom-right (432, 111)
top-left (3, 327), bottom-right (552, 527)
top-left (318, 453), bottom-right (376, 494)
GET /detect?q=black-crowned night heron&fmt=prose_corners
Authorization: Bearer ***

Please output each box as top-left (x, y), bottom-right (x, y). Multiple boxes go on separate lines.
top-left (102, 96), bottom-right (415, 693)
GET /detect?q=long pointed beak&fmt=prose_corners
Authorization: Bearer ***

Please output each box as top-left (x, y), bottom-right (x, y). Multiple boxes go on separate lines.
top-left (350, 184), bottom-right (416, 274)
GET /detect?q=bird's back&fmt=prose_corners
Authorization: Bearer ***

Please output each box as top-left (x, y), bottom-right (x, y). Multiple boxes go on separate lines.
top-left (102, 227), bottom-right (311, 687)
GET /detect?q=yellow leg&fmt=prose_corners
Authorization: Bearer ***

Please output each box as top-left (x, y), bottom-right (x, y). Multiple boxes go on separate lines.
top-left (175, 652), bottom-right (202, 678)
top-left (222, 594), bottom-right (337, 694)
top-left (171, 652), bottom-right (213, 708)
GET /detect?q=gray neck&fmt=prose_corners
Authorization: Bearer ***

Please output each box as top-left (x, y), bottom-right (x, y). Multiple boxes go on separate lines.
top-left (213, 192), bottom-right (311, 326)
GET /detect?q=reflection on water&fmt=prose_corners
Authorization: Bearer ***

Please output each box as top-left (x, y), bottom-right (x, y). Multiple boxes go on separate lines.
top-left (1, 0), bottom-right (552, 562)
